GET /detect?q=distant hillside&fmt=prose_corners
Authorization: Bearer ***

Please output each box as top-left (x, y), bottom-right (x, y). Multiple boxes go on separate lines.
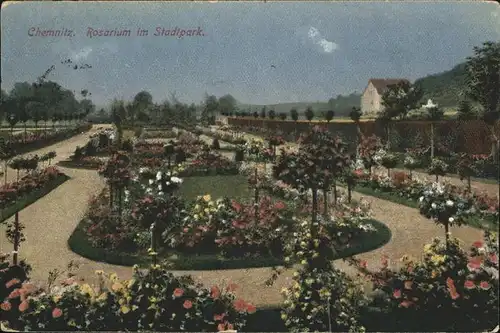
top-left (235, 62), bottom-right (469, 116)
top-left (238, 93), bottom-right (361, 118)
top-left (415, 62), bottom-right (467, 108)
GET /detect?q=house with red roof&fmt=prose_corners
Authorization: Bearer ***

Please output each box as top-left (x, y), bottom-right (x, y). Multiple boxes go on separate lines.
top-left (361, 78), bottom-right (409, 115)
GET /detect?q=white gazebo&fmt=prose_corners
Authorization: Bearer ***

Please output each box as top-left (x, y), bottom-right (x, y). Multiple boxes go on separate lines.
top-left (422, 99), bottom-right (438, 109)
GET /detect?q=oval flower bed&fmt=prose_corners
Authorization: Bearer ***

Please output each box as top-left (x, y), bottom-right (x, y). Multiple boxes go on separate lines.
top-left (68, 170), bottom-right (391, 270)
top-left (0, 167), bottom-right (69, 222)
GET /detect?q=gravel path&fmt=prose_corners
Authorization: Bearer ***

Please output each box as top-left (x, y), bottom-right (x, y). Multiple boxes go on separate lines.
top-left (0, 125), bottom-right (486, 308)
top-left (1, 126), bottom-right (112, 184)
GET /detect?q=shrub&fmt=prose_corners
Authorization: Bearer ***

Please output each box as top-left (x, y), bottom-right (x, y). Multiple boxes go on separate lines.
top-left (353, 234), bottom-right (499, 332)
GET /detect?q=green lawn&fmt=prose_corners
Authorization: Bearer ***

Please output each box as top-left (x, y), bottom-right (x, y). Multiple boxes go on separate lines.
top-left (177, 174), bottom-right (253, 203)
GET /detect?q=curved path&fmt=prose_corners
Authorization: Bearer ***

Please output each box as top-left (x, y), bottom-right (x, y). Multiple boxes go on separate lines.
top-left (0, 126), bottom-right (485, 308)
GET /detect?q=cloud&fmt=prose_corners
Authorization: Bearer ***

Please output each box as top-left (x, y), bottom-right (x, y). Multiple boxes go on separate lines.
top-left (71, 46), bottom-right (93, 61)
top-left (307, 26), bottom-right (338, 53)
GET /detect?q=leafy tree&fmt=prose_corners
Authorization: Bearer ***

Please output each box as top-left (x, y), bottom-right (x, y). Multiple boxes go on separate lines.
top-left (380, 81), bottom-right (423, 148)
top-left (279, 112), bottom-right (287, 120)
top-left (253, 111), bottom-right (259, 119)
top-left (465, 41), bottom-right (500, 161)
top-left (290, 108), bottom-right (299, 122)
top-left (381, 81), bottom-right (423, 120)
top-left (305, 106), bottom-right (314, 122)
top-left (325, 110), bottom-right (334, 122)
top-left (218, 94), bottom-right (237, 115)
top-left (268, 110), bottom-right (276, 120)
top-left (456, 100), bottom-right (477, 120)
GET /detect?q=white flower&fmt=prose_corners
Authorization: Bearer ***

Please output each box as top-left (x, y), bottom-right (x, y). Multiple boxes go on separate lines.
top-left (139, 167), bottom-right (148, 174)
top-left (166, 181), bottom-right (171, 186)
top-left (158, 184), bottom-right (162, 191)
top-left (156, 171), bottom-right (162, 181)
top-left (419, 196), bottom-right (424, 202)
top-left (448, 217), bottom-right (454, 223)
top-left (431, 203), bottom-right (437, 209)
top-left (446, 200), bottom-right (454, 207)
top-left (158, 191), bottom-right (164, 196)
top-left (149, 179), bottom-right (154, 185)
top-left (171, 176), bottom-right (183, 184)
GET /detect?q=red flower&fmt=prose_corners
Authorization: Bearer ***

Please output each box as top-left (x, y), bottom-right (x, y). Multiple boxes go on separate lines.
top-left (489, 253), bottom-right (498, 264)
top-left (393, 289), bottom-right (402, 299)
top-left (52, 307), bottom-right (63, 318)
top-left (5, 278), bottom-right (20, 288)
top-left (472, 241), bottom-right (484, 248)
top-left (231, 200), bottom-right (242, 212)
top-left (479, 281), bottom-right (491, 290)
top-left (217, 323), bottom-right (226, 331)
top-left (446, 278), bottom-right (460, 300)
top-left (183, 300), bottom-right (193, 309)
top-left (211, 286), bottom-right (221, 299)
top-left (464, 280), bottom-right (476, 290)
top-left (214, 313), bottom-right (225, 321)
top-left (467, 257), bottom-right (483, 271)
top-left (246, 303), bottom-right (257, 314)
top-left (18, 300), bottom-right (29, 312)
top-left (233, 299), bottom-right (247, 312)
top-left (274, 201), bottom-right (286, 210)
top-left (1, 301), bottom-right (12, 311)
top-left (226, 323), bottom-right (234, 330)
top-left (359, 260), bottom-right (367, 269)
top-left (173, 288), bottom-right (184, 298)
top-left (8, 289), bottom-right (21, 299)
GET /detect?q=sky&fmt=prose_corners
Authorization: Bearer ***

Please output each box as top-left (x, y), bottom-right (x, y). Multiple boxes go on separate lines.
top-left (1, 1), bottom-right (499, 107)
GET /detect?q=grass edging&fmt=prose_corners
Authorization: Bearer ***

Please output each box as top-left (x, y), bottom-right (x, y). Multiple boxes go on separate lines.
top-left (353, 185), bottom-right (498, 231)
top-left (0, 174), bottom-right (70, 223)
top-left (57, 160), bottom-right (103, 170)
top-left (68, 218), bottom-right (391, 270)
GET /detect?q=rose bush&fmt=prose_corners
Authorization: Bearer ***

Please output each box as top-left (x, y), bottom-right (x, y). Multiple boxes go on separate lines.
top-left (3, 263), bottom-right (254, 331)
top-left (350, 233), bottom-right (499, 331)
top-left (0, 167), bottom-right (65, 210)
top-left (166, 194), bottom-right (295, 258)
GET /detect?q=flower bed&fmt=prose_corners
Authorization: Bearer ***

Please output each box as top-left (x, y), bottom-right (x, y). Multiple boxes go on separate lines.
top-left (179, 150), bottom-right (239, 177)
top-left (1, 261), bottom-right (255, 332)
top-left (68, 167), bottom-right (390, 270)
top-left (352, 170), bottom-right (499, 230)
top-left (142, 129), bottom-right (177, 139)
top-left (4, 125), bottom-right (92, 156)
top-left (0, 167), bottom-right (69, 222)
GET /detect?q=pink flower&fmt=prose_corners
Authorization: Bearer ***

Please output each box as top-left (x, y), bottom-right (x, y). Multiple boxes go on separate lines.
top-left (1, 301), bottom-right (12, 311)
top-left (393, 289), bottom-right (402, 299)
top-left (399, 300), bottom-right (413, 308)
top-left (479, 281), bottom-right (491, 290)
top-left (52, 307), bottom-right (63, 318)
top-left (467, 257), bottom-right (483, 271)
top-left (472, 241), bottom-right (484, 248)
top-left (489, 253), bottom-right (498, 264)
top-left (5, 278), bottom-right (20, 289)
top-left (464, 280), bottom-right (475, 289)
top-left (173, 288), bottom-right (184, 297)
top-left (18, 300), bottom-right (29, 312)
top-left (183, 300), bottom-right (193, 309)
